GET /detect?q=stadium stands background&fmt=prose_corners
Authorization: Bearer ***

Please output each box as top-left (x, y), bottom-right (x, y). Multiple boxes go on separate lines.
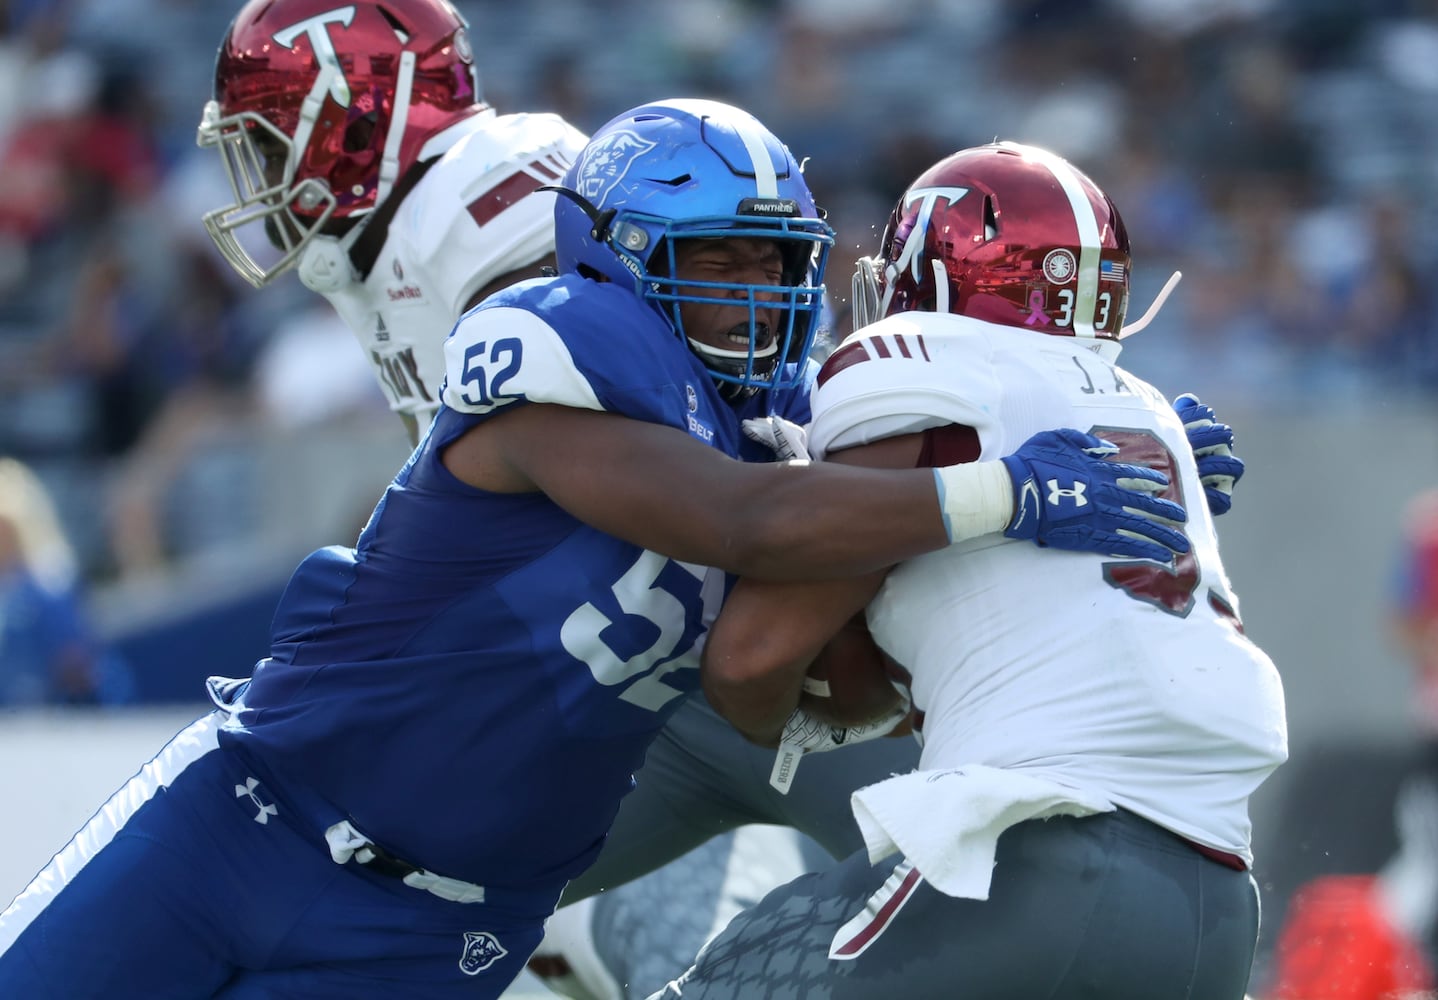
top-left (3, 0), bottom-right (1438, 990)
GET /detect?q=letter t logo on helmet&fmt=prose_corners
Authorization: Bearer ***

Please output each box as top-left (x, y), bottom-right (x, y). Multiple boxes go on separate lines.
top-left (197, 0), bottom-right (486, 288)
top-left (272, 9), bottom-right (356, 109)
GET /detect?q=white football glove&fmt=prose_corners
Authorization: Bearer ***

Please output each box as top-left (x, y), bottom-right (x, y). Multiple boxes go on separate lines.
top-left (741, 415), bottom-right (812, 462)
top-left (768, 691), bottom-right (911, 794)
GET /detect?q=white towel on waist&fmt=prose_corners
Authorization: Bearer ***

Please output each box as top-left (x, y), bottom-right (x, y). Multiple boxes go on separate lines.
top-left (850, 764), bottom-right (1115, 900)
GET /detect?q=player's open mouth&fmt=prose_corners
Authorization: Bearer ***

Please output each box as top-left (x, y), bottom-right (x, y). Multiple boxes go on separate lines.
top-left (725, 322), bottom-right (777, 357)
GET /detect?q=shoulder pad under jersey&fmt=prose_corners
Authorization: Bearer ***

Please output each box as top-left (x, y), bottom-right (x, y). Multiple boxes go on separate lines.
top-left (392, 112), bottom-right (589, 320)
top-left (440, 276), bottom-right (692, 420)
top-left (809, 313), bottom-right (1000, 458)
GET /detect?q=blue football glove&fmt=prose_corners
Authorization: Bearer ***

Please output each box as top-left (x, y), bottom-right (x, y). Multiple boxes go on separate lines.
top-left (1173, 393), bottom-right (1244, 516)
top-left (1001, 429), bottom-right (1189, 562)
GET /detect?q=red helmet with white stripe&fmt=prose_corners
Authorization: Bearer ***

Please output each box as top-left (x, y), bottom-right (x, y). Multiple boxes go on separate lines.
top-left (196, 0), bottom-right (487, 286)
top-left (852, 141), bottom-right (1131, 340)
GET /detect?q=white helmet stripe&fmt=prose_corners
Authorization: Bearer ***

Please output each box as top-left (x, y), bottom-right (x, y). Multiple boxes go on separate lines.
top-left (1011, 142), bottom-right (1104, 339)
top-left (274, 7), bottom-right (356, 195)
top-left (731, 114), bottom-right (779, 198)
top-left (377, 50), bottom-right (416, 204)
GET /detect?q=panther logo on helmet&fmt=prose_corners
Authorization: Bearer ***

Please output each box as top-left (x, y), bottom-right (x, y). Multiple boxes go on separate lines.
top-left (574, 130), bottom-right (658, 204)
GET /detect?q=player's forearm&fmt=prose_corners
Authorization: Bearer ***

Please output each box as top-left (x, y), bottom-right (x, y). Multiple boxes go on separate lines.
top-left (702, 576), bottom-right (872, 746)
top-left (459, 404), bottom-right (1010, 580)
top-left (490, 406), bottom-right (958, 579)
top-left (702, 656), bottom-right (802, 748)
top-left (701, 609), bottom-right (823, 747)
top-left (701, 461), bottom-right (956, 580)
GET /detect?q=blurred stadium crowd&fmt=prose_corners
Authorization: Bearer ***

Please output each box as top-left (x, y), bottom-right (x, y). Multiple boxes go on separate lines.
top-left (1, 2), bottom-right (1436, 993)
top-left (0, 0), bottom-right (1435, 592)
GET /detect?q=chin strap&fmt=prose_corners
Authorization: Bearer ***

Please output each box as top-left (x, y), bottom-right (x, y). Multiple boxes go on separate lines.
top-left (539, 185), bottom-right (616, 242)
top-left (345, 156), bottom-right (440, 282)
top-left (297, 155), bottom-right (442, 293)
top-left (1118, 270), bottom-right (1182, 339)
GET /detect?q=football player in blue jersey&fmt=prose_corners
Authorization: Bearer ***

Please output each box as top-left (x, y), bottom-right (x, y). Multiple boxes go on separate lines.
top-left (0, 99), bottom-right (1197, 999)
top-left (193, 5), bottom-right (1247, 996)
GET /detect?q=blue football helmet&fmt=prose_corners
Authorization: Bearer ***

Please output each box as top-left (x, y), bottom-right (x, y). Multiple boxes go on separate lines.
top-left (553, 98), bottom-right (834, 399)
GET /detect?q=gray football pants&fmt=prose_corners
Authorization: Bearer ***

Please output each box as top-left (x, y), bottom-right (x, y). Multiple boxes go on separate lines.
top-left (647, 808), bottom-right (1261, 1000)
top-left (562, 692), bottom-right (921, 905)
top-left (554, 692), bottom-right (921, 998)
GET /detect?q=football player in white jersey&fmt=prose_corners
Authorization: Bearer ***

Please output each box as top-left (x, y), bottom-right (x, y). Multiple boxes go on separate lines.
top-left (197, 0), bottom-right (587, 445)
top-left (652, 141), bottom-right (1288, 999)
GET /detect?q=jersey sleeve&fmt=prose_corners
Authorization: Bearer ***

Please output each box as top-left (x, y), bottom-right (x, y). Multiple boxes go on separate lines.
top-left (440, 304), bottom-right (603, 417)
top-left (808, 316), bottom-right (1001, 458)
top-left (438, 277), bottom-right (688, 430)
top-left (397, 113), bottom-right (589, 320)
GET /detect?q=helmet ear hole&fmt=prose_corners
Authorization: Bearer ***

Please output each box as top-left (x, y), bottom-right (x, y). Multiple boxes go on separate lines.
top-left (982, 195), bottom-right (998, 241)
top-left (344, 114), bottom-right (378, 154)
top-left (376, 4), bottom-right (407, 32)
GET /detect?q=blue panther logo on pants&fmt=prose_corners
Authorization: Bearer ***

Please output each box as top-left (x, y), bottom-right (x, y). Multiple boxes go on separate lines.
top-left (459, 930), bottom-right (508, 975)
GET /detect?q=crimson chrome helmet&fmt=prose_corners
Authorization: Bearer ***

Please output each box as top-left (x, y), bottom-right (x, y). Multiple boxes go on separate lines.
top-left (853, 141), bottom-right (1132, 341)
top-left (197, 0), bottom-right (486, 286)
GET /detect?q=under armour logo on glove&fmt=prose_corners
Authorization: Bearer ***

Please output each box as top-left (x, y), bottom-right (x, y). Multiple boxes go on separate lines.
top-left (1045, 477), bottom-right (1088, 509)
top-left (1001, 429), bottom-right (1189, 562)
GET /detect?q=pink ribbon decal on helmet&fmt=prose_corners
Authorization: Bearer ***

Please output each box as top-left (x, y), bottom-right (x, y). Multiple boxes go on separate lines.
top-left (1024, 290), bottom-right (1047, 326)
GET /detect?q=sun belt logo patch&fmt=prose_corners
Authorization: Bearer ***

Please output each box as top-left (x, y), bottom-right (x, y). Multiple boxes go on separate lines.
top-left (459, 930), bottom-right (507, 975)
top-left (575, 129), bottom-right (657, 204)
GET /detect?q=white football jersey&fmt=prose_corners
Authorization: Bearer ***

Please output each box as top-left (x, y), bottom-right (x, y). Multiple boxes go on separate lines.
top-left (810, 311), bottom-right (1287, 863)
top-left (315, 109), bottom-right (587, 428)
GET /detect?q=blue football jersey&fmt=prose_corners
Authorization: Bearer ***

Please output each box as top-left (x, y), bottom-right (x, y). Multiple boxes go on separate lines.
top-left (220, 275), bottom-right (813, 895)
